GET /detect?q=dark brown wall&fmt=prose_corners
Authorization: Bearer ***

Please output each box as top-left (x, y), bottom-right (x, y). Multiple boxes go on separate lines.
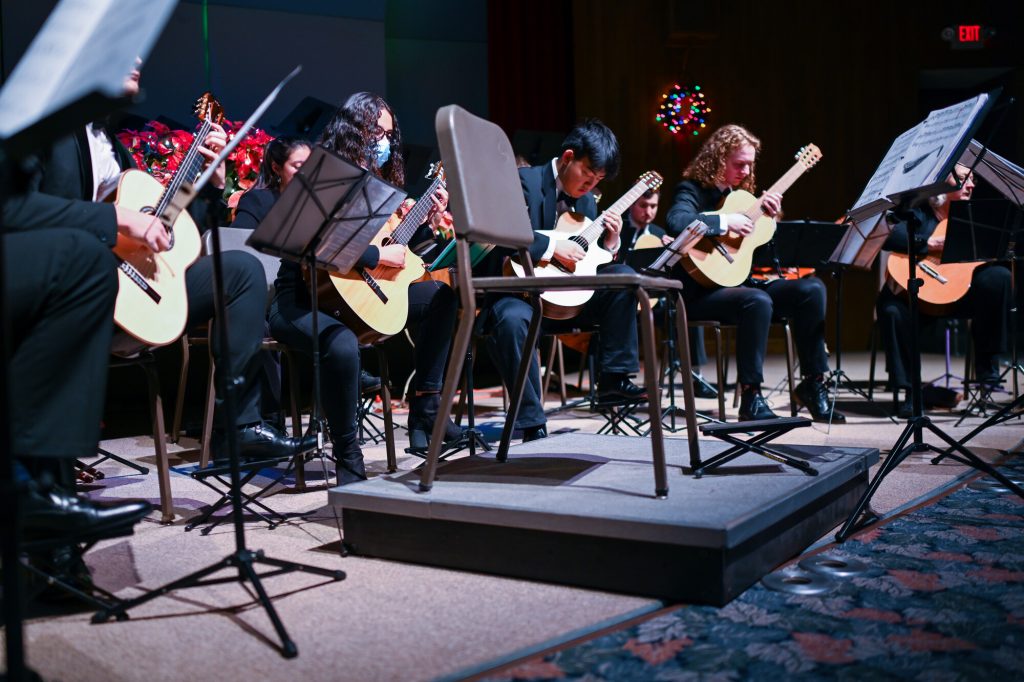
top-left (498, 0), bottom-right (1023, 350)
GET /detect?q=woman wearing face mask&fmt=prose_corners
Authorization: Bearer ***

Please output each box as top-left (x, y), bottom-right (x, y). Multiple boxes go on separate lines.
top-left (268, 92), bottom-right (462, 485)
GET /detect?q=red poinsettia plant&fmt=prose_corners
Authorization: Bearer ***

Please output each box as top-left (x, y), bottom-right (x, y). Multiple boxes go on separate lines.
top-left (117, 120), bottom-right (275, 207)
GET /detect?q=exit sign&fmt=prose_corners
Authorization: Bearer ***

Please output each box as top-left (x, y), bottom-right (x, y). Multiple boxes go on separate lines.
top-left (942, 24), bottom-right (993, 49)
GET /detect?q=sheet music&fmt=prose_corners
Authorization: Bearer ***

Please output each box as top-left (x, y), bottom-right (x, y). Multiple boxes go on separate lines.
top-left (849, 93), bottom-right (989, 217)
top-left (961, 139), bottom-right (1024, 207)
top-left (0, 0), bottom-right (178, 141)
top-left (891, 94), bottom-right (988, 196)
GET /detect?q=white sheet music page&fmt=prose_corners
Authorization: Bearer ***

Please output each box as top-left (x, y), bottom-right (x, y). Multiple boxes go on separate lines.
top-left (887, 93), bottom-right (989, 199)
top-left (0, 0), bottom-right (178, 141)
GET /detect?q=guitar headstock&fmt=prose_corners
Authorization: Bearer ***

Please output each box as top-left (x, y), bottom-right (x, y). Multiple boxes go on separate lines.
top-left (795, 144), bottom-right (822, 170)
top-left (426, 161), bottom-right (446, 184)
top-left (193, 92), bottom-right (225, 125)
top-left (639, 170), bottom-right (664, 191)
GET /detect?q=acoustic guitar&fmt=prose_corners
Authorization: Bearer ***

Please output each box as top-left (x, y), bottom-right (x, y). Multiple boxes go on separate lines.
top-left (884, 218), bottom-right (980, 316)
top-left (316, 164), bottom-right (446, 344)
top-left (110, 93), bottom-right (221, 347)
top-left (683, 144), bottom-right (822, 288)
top-left (505, 171), bottom-right (663, 320)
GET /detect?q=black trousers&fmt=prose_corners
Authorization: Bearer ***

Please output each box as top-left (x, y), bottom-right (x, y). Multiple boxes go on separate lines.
top-left (4, 229), bottom-right (118, 461)
top-left (184, 251), bottom-right (268, 427)
top-left (270, 277), bottom-right (457, 454)
top-left (483, 262), bottom-right (641, 430)
top-left (877, 264), bottom-right (1011, 389)
top-left (681, 272), bottom-right (830, 386)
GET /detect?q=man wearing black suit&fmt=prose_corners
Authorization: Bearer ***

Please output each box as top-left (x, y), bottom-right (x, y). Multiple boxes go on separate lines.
top-left (665, 124), bottom-right (843, 423)
top-left (2, 63), bottom-right (312, 463)
top-left (480, 119), bottom-right (646, 441)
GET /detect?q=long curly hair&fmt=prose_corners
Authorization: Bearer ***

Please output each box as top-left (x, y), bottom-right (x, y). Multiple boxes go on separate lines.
top-left (682, 124), bottom-right (760, 193)
top-left (318, 91), bottom-right (405, 187)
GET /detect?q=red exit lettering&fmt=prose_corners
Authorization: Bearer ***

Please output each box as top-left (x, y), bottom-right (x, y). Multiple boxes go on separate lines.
top-left (958, 25), bottom-right (981, 42)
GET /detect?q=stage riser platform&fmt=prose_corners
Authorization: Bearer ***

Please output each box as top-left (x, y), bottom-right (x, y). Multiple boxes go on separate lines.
top-left (331, 435), bottom-right (877, 606)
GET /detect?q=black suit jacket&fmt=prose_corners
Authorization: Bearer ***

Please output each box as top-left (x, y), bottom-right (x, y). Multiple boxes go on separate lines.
top-left (3, 124), bottom-right (224, 242)
top-left (665, 179), bottom-right (728, 237)
top-left (616, 218), bottom-right (666, 264)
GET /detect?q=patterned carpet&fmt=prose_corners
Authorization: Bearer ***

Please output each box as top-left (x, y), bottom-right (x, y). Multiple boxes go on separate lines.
top-left (482, 458), bottom-right (1024, 681)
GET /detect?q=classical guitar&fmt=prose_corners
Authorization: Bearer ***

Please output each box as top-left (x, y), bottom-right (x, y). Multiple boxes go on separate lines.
top-left (683, 144), bottom-right (822, 288)
top-left (110, 93), bottom-right (221, 347)
top-left (316, 164), bottom-right (446, 344)
top-left (884, 218), bottom-right (981, 316)
top-left (505, 171), bottom-right (664, 320)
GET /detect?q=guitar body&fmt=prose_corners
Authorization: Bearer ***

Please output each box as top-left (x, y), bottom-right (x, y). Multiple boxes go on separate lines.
top-left (111, 169), bottom-right (202, 347)
top-left (683, 189), bottom-right (776, 288)
top-left (505, 211), bottom-right (614, 320)
top-left (632, 232), bottom-right (664, 250)
top-left (317, 215), bottom-right (428, 344)
top-left (884, 221), bottom-right (979, 316)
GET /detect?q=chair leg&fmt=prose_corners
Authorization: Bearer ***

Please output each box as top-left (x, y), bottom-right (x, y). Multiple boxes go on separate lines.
top-left (142, 360), bottom-right (174, 524)
top-left (713, 326), bottom-right (726, 420)
top-left (868, 320), bottom-right (878, 400)
top-left (170, 336), bottom-right (190, 444)
top-left (636, 289), bottom-right (668, 498)
top-left (282, 347), bottom-right (305, 488)
top-left (199, 355), bottom-right (215, 469)
top-left (784, 322), bottom-right (797, 417)
top-left (377, 347), bottom-right (397, 473)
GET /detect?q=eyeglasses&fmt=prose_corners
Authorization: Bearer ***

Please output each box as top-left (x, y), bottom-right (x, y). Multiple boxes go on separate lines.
top-left (374, 126), bottom-right (396, 143)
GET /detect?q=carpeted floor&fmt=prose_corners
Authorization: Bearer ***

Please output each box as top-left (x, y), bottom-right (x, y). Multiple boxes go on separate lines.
top-left (4, 353), bottom-right (1023, 681)
top-left (480, 458), bottom-right (1024, 681)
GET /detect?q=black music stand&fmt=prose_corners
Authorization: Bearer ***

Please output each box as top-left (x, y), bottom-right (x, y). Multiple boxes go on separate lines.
top-left (629, 222), bottom-right (719, 433)
top-left (249, 146), bottom-right (407, 477)
top-left (835, 92), bottom-right (1024, 543)
top-left (1, 2), bottom-right (178, 679)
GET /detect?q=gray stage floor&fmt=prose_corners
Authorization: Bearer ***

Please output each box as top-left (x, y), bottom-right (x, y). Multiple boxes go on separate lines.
top-left (331, 434), bottom-right (878, 548)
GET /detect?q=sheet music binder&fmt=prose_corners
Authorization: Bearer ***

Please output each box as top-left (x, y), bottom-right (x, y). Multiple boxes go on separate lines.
top-left (247, 146), bottom-right (407, 274)
top-left (752, 220), bottom-right (845, 270)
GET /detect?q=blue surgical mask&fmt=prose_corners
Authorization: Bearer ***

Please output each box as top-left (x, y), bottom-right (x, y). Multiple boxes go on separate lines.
top-left (374, 136), bottom-right (391, 166)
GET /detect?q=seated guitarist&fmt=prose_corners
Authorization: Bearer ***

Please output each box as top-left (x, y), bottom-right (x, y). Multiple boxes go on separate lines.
top-left (877, 164), bottom-right (1011, 418)
top-left (477, 119), bottom-right (647, 442)
top-left (266, 92), bottom-right (463, 484)
top-left (666, 124), bottom-right (843, 423)
top-left (3, 61), bottom-right (314, 462)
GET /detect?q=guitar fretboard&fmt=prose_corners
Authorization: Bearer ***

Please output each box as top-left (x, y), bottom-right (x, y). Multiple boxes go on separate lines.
top-left (579, 175), bottom-right (661, 245)
top-left (155, 117), bottom-right (214, 219)
top-left (391, 173), bottom-right (445, 246)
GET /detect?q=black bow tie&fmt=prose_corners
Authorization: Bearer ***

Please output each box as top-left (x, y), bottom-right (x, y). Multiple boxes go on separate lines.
top-left (556, 191), bottom-right (577, 215)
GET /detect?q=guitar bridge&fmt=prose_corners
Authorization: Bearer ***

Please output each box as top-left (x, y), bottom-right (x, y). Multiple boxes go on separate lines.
top-left (361, 269), bottom-right (389, 303)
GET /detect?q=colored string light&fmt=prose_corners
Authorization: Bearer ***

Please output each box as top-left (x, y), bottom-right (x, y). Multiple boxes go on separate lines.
top-left (655, 83), bottom-right (712, 137)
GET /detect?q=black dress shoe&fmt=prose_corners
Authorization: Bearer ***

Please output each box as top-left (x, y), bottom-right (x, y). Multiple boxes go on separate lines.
top-left (522, 425), bottom-right (547, 442)
top-left (21, 489), bottom-right (151, 541)
top-left (596, 375), bottom-right (648, 406)
top-left (692, 372), bottom-right (719, 399)
top-left (794, 377), bottom-right (846, 423)
top-left (738, 389), bottom-right (778, 421)
top-left (213, 422), bottom-right (317, 464)
top-left (360, 370), bottom-right (382, 395)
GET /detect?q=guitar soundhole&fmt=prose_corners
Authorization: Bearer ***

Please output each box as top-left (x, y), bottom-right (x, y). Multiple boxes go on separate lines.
top-left (381, 236), bottom-right (395, 247)
top-left (140, 206), bottom-right (156, 215)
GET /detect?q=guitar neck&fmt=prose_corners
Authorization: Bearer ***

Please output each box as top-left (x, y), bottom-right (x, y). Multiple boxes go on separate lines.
top-left (155, 118), bottom-right (213, 218)
top-left (581, 180), bottom-right (653, 244)
top-left (742, 159), bottom-right (810, 220)
top-left (392, 174), bottom-right (445, 245)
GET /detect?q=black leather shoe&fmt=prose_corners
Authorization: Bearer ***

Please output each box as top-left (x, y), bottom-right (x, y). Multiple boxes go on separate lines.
top-left (596, 375), bottom-right (648, 406)
top-left (738, 389), bottom-right (778, 421)
top-left (794, 377), bottom-right (846, 423)
top-left (692, 372), bottom-right (719, 399)
top-left (213, 422), bottom-right (317, 464)
top-left (522, 425), bottom-right (547, 442)
top-left (360, 370), bottom-right (382, 395)
top-left (21, 489), bottom-right (151, 541)
top-left (896, 398), bottom-right (914, 420)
